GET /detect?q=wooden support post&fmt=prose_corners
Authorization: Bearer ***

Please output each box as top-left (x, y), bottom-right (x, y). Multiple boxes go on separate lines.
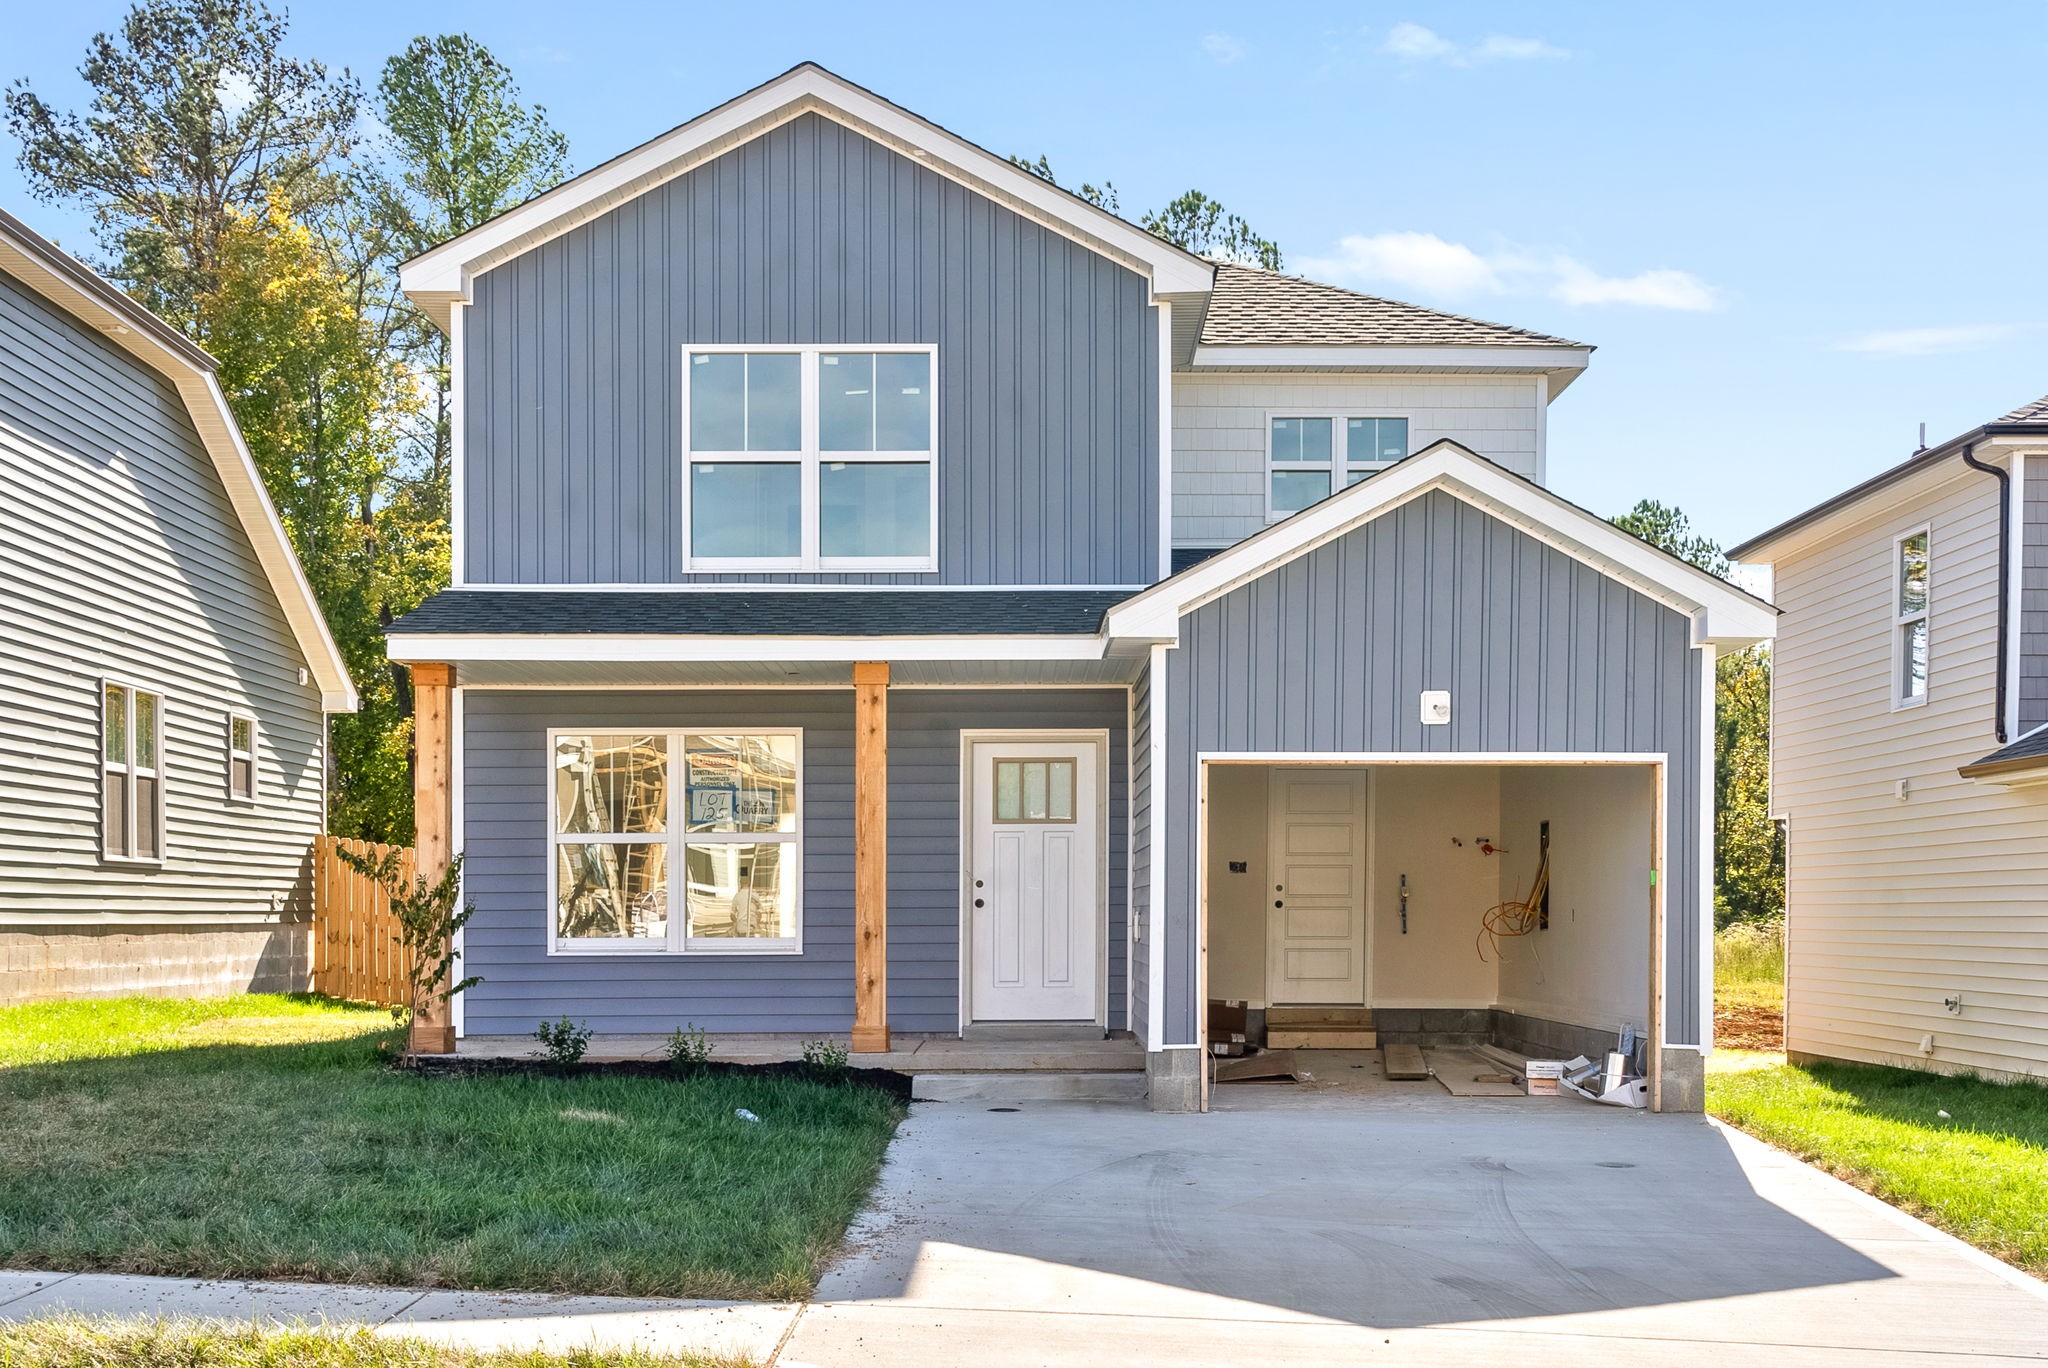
top-left (852, 661), bottom-right (890, 1054)
top-left (410, 662), bottom-right (456, 1055)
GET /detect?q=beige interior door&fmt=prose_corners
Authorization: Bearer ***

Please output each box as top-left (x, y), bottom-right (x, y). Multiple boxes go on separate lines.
top-left (1265, 768), bottom-right (1369, 1005)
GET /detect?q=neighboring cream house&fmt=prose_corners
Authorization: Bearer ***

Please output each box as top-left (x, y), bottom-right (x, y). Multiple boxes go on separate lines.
top-left (1731, 395), bottom-right (2048, 1082)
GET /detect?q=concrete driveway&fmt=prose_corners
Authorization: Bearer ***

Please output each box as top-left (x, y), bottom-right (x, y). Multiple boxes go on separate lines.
top-left (781, 1085), bottom-right (2048, 1366)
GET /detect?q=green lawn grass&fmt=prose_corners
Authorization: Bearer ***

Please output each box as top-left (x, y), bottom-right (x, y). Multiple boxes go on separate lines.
top-left (1708, 1054), bottom-right (2048, 1276)
top-left (0, 1318), bottom-right (746, 1368)
top-left (0, 995), bottom-right (903, 1300)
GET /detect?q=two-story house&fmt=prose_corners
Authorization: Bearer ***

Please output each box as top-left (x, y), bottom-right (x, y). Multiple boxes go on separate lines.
top-left (1732, 396), bottom-right (2048, 1084)
top-left (0, 208), bottom-right (356, 1003)
top-left (387, 65), bottom-right (1773, 1111)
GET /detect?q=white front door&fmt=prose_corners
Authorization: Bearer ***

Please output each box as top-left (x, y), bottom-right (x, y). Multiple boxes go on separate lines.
top-left (1266, 768), bottom-right (1369, 1005)
top-left (968, 740), bottom-right (1101, 1022)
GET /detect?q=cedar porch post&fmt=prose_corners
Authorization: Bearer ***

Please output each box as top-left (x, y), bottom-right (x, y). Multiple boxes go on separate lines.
top-left (852, 661), bottom-right (890, 1053)
top-left (410, 662), bottom-right (456, 1055)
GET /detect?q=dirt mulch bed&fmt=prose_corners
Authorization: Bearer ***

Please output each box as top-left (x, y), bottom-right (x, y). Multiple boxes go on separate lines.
top-left (1714, 1001), bottom-right (1784, 1051)
top-left (402, 1053), bottom-right (914, 1101)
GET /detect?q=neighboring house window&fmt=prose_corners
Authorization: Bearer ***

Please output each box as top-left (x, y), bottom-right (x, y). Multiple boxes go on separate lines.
top-left (685, 346), bottom-right (937, 571)
top-left (227, 714), bottom-right (258, 801)
top-left (549, 729), bottom-right (802, 955)
top-left (1896, 529), bottom-right (1930, 704)
top-left (102, 682), bottom-right (164, 861)
top-left (1267, 414), bottom-right (1410, 519)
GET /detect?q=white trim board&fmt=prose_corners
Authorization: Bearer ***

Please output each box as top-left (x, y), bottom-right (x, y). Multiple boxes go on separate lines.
top-left (399, 63), bottom-right (1213, 328)
top-left (0, 214), bottom-right (356, 712)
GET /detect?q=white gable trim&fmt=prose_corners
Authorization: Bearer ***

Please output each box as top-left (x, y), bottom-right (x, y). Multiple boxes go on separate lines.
top-left (0, 216), bottom-right (358, 712)
top-left (400, 64), bottom-right (1213, 328)
top-left (1103, 440), bottom-right (1777, 650)
top-left (1191, 344), bottom-right (1592, 396)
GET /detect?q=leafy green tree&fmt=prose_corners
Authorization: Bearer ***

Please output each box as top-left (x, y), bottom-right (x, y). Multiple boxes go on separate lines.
top-left (1611, 499), bottom-right (1784, 926)
top-left (5, 0), bottom-right (359, 324)
top-left (1009, 155), bottom-right (1282, 268)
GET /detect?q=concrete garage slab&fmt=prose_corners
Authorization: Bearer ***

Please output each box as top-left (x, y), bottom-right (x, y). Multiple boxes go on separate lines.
top-left (784, 1090), bottom-right (2048, 1366)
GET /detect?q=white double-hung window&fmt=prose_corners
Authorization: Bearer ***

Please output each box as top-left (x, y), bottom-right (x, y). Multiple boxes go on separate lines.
top-left (549, 729), bottom-right (803, 955)
top-left (1895, 528), bottom-right (1930, 705)
top-left (1267, 414), bottom-right (1411, 519)
top-left (102, 681), bottom-right (165, 862)
top-left (684, 345), bottom-right (937, 571)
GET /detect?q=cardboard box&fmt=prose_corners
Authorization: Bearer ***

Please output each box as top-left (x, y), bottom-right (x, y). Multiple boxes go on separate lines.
top-left (1207, 999), bottom-right (1249, 1040)
top-left (1524, 1075), bottom-right (1560, 1096)
top-left (1524, 1059), bottom-right (1568, 1080)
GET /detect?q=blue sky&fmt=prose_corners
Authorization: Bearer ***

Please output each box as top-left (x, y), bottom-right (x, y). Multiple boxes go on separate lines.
top-left (7, 2), bottom-right (2046, 552)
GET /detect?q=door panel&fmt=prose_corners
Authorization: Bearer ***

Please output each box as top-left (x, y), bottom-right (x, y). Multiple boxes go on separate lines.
top-left (970, 740), bottom-right (1101, 1021)
top-left (1266, 769), bottom-right (1369, 1005)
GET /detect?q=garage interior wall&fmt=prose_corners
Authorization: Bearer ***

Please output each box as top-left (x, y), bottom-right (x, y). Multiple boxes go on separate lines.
top-left (1205, 763), bottom-right (1652, 1039)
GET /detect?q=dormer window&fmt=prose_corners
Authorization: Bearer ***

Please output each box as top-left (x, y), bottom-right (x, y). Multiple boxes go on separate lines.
top-left (685, 346), bottom-right (937, 571)
top-left (1266, 414), bottom-right (1410, 520)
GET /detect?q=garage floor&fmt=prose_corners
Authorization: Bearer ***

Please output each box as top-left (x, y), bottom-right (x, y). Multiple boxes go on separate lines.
top-left (786, 1089), bottom-right (2048, 1366)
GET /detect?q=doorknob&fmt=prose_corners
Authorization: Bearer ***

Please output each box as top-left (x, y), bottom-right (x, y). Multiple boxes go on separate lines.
top-left (974, 898), bottom-right (985, 908)
top-left (1274, 900), bottom-right (1283, 908)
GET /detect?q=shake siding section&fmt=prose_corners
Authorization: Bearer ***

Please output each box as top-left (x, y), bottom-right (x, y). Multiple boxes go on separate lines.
top-left (1171, 373), bottom-right (1543, 548)
top-left (460, 688), bottom-right (1126, 1035)
top-left (1773, 466), bottom-right (2048, 1080)
top-left (0, 267), bottom-right (325, 997)
top-left (465, 112), bottom-right (1160, 587)
top-left (2021, 454), bottom-right (2048, 736)
top-left (1160, 490), bottom-right (1703, 1047)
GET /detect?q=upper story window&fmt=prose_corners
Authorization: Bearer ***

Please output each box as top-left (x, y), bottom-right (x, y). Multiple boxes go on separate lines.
top-left (227, 714), bottom-right (258, 802)
top-left (103, 682), bottom-right (164, 862)
top-left (1267, 414), bottom-right (1410, 519)
top-left (1895, 529), bottom-right (1930, 705)
top-left (685, 346), bottom-right (937, 571)
top-left (549, 729), bottom-right (803, 955)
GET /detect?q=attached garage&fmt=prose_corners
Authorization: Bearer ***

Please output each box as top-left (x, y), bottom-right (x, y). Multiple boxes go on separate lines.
top-left (1109, 441), bottom-right (1778, 1111)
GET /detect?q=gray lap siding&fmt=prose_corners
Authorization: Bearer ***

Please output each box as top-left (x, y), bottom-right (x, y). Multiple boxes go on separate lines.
top-left (1158, 489), bottom-right (1705, 1047)
top-left (459, 687), bottom-right (1127, 1036)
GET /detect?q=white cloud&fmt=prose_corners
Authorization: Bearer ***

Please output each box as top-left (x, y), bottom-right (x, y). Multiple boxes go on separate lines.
top-left (1378, 22), bottom-right (1569, 67)
top-left (1201, 32), bottom-right (1246, 64)
top-left (1835, 324), bottom-right (2017, 358)
top-left (1297, 232), bottom-right (1721, 313)
top-left (214, 67), bottom-right (257, 117)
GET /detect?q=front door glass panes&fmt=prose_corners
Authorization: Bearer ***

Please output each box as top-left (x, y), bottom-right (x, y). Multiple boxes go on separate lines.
top-left (994, 758), bottom-right (1076, 822)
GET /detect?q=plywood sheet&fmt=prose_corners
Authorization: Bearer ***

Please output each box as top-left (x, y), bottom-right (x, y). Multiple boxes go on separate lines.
top-left (1424, 1047), bottom-right (1529, 1097)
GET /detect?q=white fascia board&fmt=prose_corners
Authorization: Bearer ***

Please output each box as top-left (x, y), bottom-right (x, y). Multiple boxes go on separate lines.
top-left (1734, 441), bottom-right (2031, 566)
top-left (1190, 342), bottom-right (1591, 380)
top-left (0, 224), bottom-right (358, 712)
top-left (400, 64), bottom-right (1212, 326)
top-left (384, 633), bottom-right (1110, 664)
top-left (1104, 442), bottom-right (1777, 648)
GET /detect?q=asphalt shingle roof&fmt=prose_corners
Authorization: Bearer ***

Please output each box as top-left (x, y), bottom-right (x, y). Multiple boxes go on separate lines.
top-left (1199, 262), bottom-right (1584, 350)
top-left (1960, 727), bottom-right (2048, 778)
top-left (2000, 392), bottom-right (2048, 424)
top-left (386, 589), bottom-right (1132, 637)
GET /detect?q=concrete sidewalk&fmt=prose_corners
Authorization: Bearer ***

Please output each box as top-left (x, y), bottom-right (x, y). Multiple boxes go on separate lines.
top-left (0, 1271), bottom-right (800, 1360)
top-left (4, 1091), bottom-right (2046, 1366)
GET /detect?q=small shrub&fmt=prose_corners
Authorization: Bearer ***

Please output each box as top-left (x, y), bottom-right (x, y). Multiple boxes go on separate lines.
top-left (533, 1016), bottom-right (592, 1066)
top-left (665, 1022), bottom-right (713, 1070)
top-left (801, 1037), bottom-right (851, 1075)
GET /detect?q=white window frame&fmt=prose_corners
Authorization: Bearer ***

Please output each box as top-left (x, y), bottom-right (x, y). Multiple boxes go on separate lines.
top-left (1893, 525), bottom-right (1931, 709)
top-left (101, 678), bottom-right (166, 865)
top-left (1263, 410), bottom-right (1413, 523)
top-left (681, 343), bottom-right (940, 573)
top-left (545, 726), bottom-right (804, 957)
top-left (226, 712), bottom-right (259, 803)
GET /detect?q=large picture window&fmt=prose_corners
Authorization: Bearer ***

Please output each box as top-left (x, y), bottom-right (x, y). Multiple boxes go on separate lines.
top-left (102, 681), bottom-right (164, 862)
top-left (685, 346), bottom-right (937, 571)
top-left (1266, 413), bottom-right (1411, 519)
top-left (548, 728), bottom-right (802, 954)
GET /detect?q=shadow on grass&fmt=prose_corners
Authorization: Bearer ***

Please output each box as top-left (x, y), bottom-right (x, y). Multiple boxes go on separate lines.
top-left (0, 1019), bottom-right (903, 1301)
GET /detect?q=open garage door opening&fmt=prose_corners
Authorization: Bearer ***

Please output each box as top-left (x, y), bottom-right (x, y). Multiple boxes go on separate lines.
top-left (1198, 756), bottom-right (1670, 1109)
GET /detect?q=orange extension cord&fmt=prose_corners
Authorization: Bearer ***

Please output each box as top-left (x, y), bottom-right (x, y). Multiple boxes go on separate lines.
top-left (1477, 845), bottom-right (1549, 962)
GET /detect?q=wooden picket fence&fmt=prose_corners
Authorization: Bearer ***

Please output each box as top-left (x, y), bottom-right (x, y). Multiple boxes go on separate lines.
top-left (311, 835), bottom-right (415, 1009)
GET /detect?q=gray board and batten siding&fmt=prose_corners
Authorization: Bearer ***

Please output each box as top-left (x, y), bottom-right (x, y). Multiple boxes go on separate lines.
top-left (1156, 489), bottom-right (1706, 1047)
top-left (463, 112), bottom-right (1161, 588)
top-left (459, 687), bottom-right (1127, 1035)
top-left (0, 264), bottom-right (325, 997)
